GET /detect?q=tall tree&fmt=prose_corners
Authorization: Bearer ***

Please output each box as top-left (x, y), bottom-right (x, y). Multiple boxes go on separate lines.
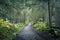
top-left (48, 0), bottom-right (52, 27)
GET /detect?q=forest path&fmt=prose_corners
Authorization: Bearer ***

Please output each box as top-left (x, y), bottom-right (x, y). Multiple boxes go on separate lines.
top-left (14, 22), bottom-right (44, 40)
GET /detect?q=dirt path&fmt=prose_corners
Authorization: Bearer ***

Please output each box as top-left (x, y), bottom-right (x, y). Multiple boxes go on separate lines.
top-left (14, 22), bottom-right (44, 40)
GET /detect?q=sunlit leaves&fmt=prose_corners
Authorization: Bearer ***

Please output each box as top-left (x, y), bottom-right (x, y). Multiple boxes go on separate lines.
top-left (33, 22), bottom-right (47, 31)
top-left (0, 19), bottom-right (24, 40)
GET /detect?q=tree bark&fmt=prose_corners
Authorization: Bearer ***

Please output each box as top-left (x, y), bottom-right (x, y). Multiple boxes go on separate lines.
top-left (48, 0), bottom-right (52, 27)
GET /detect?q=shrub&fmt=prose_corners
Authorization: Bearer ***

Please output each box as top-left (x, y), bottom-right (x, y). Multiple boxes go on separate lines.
top-left (14, 23), bottom-right (25, 32)
top-left (0, 19), bottom-right (24, 40)
top-left (33, 22), bottom-right (48, 31)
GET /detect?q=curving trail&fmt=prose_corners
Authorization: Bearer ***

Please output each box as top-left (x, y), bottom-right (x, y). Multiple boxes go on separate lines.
top-left (14, 22), bottom-right (44, 40)
top-left (14, 22), bottom-right (55, 40)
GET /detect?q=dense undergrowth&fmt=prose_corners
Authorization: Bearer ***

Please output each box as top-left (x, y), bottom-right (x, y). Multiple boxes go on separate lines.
top-left (0, 18), bottom-right (60, 40)
top-left (33, 21), bottom-right (48, 31)
top-left (33, 21), bottom-right (60, 39)
top-left (0, 19), bottom-right (24, 40)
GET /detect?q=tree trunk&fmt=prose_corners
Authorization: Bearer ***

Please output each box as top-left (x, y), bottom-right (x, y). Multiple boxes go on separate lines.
top-left (48, 0), bottom-right (52, 27)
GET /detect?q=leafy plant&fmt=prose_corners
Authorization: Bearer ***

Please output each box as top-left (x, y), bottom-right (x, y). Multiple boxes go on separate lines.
top-left (0, 19), bottom-right (24, 40)
top-left (33, 22), bottom-right (47, 31)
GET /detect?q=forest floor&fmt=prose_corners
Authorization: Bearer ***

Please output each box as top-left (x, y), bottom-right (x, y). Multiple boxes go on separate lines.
top-left (14, 22), bottom-right (58, 40)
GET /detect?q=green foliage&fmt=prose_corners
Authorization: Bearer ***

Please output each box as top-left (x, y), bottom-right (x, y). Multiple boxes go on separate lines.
top-left (33, 22), bottom-right (47, 31)
top-left (14, 23), bottom-right (24, 32)
top-left (0, 19), bottom-right (24, 40)
top-left (0, 19), bottom-right (15, 40)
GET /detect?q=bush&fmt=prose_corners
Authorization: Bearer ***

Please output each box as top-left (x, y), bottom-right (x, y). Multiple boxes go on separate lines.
top-left (33, 22), bottom-right (48, 31)
top-left (0, 19), bottom-right (24, 40)
top-left (14, 23), bottom-right (25, 32)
